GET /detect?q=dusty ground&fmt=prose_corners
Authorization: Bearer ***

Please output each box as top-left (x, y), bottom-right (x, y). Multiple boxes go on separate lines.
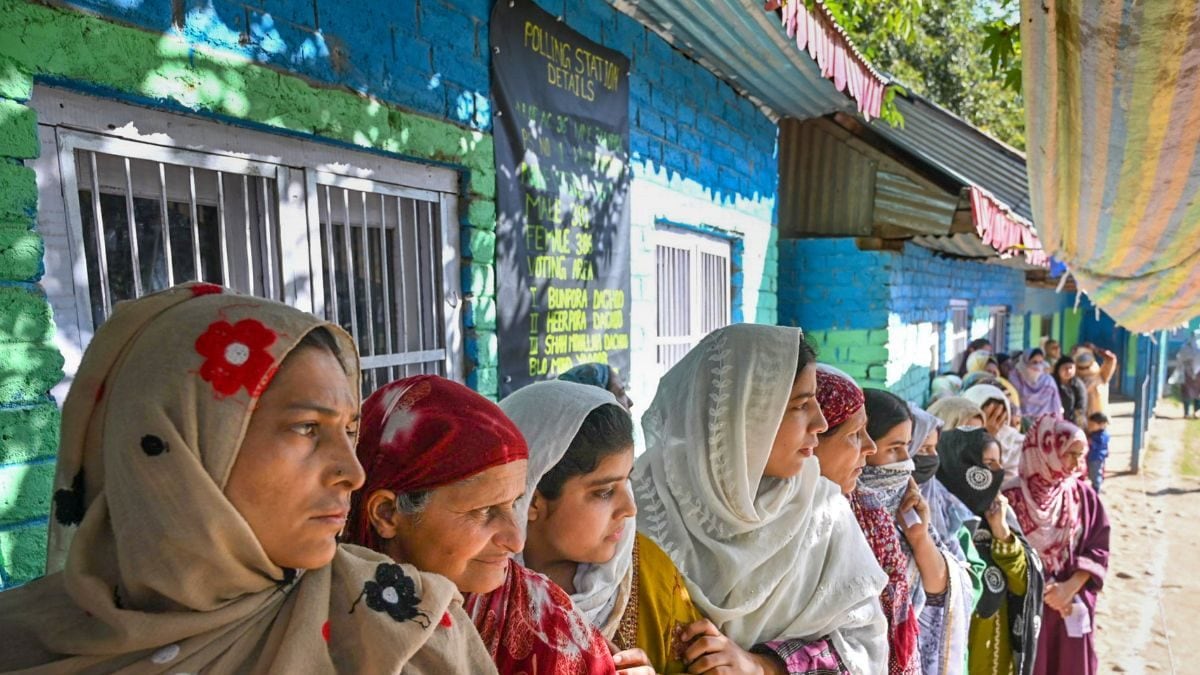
top-left (1093, 398), bottom-right (1200, 675)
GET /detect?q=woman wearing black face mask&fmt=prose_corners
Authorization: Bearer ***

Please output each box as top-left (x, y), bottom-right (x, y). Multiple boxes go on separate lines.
top-left (937, 428), bottom-right (1045, 675)
top-left (910, 405), bottom-right (986, 592)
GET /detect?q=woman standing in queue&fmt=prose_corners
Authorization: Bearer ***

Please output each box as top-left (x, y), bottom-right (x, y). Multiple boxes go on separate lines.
top-left (0, 284), bottom-right (493, 673)
top-left (859, 389), bottom-right (975, 675)
top-left (347, 375), bottom-right (627, 674)
top-left (632, 324), bottom-right (888, 674)
top-left (1005, 416), bottom-right (1109, 675)
top-left (502, 379), bottom-right (712, 672)
top-left (938, 427), bottom-right (1045, 675)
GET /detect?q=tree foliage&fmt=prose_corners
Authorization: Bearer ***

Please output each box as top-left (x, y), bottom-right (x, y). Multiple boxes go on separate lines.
top-left (818, 0), bottom-right (1025, 150)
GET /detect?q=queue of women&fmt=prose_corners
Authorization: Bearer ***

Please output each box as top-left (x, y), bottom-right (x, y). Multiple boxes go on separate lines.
top-left (0, 284), bottom-right (1109, 675)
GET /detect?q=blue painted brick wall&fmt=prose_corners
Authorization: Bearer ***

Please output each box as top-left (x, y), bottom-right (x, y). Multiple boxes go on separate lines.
top-left (890, 243), bottom-right (1027, 326)
top-left (69, 0), bottom-right (779, 204)
top-left (778, 238), bottom-right (892, 331)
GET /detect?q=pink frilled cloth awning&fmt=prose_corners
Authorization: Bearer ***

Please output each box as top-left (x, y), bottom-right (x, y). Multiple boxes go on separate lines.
top-left (765, 0), bottom-right (887, 120)
top-left (970, 186), bottom-right (1049, 267)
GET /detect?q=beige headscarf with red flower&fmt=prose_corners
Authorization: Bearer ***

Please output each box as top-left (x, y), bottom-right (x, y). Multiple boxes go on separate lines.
top-left (0, 283), bottom-right (494, 674)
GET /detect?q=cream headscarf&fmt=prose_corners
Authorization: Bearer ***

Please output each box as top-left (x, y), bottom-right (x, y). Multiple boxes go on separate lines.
top-left (500, 380), bottom-right (636, 639)
top-left (0, 283), bottom-right (493, 674)
top-left (926, 396), bottom-right (985, 430)
top-left (632, 324), bottom-right (887, 674)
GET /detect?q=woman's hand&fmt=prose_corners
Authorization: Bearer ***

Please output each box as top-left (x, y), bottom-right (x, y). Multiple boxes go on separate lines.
top-left (983, 401), bottom-right (1009, 437)
top-left (898, 478), bottom-right (932, 546)
top-left (985, 494), bottom-right (1013, 543)
top-left (609, 641), bottom-right (657, 674)
top-left (1043, 581), bottom-right (1075, 615)
top-left (679, 619), bottom-right (784, 675)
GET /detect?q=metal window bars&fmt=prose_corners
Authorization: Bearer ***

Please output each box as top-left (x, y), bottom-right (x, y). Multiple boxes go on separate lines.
top-left (312, 173), bottom-right (452, 396)
top-left (653, 229), bottom-right (732, 371)
top-left (56, 129), bottom-right (461, 397)
top-left (69, 144), bottom-right (280, 330)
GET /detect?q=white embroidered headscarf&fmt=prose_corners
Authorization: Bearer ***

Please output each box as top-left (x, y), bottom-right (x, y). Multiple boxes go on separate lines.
top-left (500, 380), bottom-right (636, 639)
top-left (631, 324), bottom-right (888, 674)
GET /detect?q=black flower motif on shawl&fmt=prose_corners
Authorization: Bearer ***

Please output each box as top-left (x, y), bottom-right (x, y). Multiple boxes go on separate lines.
top-left (52, 469), bottom-right (86, 526)
top-left (351, 563), bottom-right (430, 627)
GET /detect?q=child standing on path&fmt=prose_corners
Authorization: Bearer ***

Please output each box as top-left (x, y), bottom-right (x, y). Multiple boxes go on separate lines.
top-left (1087, 413), bottom-right (1110, 493)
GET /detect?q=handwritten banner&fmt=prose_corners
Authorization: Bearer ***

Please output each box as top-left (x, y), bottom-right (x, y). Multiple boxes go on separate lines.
top-left (491, 0), bottom-right (631, 397)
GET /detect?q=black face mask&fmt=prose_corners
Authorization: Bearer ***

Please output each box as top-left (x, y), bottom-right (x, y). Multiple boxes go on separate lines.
top-left (912, 454), bottom-right (941, 485)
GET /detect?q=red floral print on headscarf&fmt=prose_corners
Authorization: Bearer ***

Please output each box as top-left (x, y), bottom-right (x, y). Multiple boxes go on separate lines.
top-left (194, 318), bottom-right (278, 397)
top-left (816, 368), bottom-right (865, 429)
top-left (1004, 414), bottom-right (1087, 576)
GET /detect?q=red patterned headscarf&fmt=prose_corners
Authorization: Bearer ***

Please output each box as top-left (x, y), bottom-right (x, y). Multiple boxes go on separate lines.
top-left (1004, 414), bottom-right (1087, 576)
top-left (816, 367), bottom-right (865, 429)
top-left (347, 376), bottom-right (528, 550)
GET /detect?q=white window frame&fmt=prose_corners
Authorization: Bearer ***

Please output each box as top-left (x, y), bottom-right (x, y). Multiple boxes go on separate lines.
top-left (32, 86), bottom-right (463, 400)
top-left (652, 228), bottom-right (731, 370)
top-left (948, 299), bottom-right (970, 364)
top-left (988, 306), bottom-right (1009, 353)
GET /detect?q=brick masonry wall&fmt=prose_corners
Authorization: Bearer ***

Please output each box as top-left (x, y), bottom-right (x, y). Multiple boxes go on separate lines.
top-left (0, 57), bottom-right (64, 587)
top-left (778, 238), bottom-right (1065, 405)
top-left (0, 0), bottom-right (781, 582)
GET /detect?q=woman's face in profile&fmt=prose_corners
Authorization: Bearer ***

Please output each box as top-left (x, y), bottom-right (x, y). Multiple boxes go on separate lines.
top-left (225, 346), bottom-right (363, 570)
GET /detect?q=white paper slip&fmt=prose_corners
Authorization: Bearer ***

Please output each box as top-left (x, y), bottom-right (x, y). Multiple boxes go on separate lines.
top-left (1064, 596), bottom-right (1092, 637)
top-left (900, 508), bottom-right (922, 528)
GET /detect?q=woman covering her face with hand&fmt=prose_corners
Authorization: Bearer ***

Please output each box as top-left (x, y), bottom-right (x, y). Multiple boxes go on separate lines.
top-left (347, 375), bottom-right (615, 674)
top-left (502, 380), bottom-right (706, 673)
top-left (633, 325), bottom-right (887, 675)
top-left (1004, 416), bottom-right (1108, 675)
top-left (859, 389), bottom-right (975, 675)
top-left (0, 284), bottom-right (492, 673)
top-left (939, 428), bottom-right (1045, 675)
top-left (962, 384), bottom-right (1026, 488)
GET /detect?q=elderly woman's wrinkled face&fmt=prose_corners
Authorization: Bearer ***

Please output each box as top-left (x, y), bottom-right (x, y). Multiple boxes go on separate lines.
top-left (814, 406), bottom-right (876, 494)
top-left (369, 460), bottom-right (527, 595)
top-left (226, 346), bottom-right (363, 571)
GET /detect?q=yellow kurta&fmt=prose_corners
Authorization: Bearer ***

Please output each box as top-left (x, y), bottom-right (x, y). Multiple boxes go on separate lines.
top-left (614, 533), bottom-right (706, 673)
top-left (968, 536), bottom-right (1028, 675)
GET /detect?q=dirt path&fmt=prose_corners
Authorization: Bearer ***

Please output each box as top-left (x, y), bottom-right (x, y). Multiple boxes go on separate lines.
top-left (1093, 398), bottom-right (1200, 674)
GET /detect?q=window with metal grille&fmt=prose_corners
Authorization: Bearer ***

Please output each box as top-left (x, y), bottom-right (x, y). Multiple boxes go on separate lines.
top-left (988, 307), bottom-right (1009, 353)
top-left (948, 299), bottom-right (970, 363)
top-left (34, 88), bottom-right (462, 400)
top-left (654, 229), bottom-right (731, 371)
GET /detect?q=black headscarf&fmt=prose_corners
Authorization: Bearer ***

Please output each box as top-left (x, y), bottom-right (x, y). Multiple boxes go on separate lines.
top-left (937, 429), bottom-right (1044, 675)
top-left (935, 428), bottom-right (1004, 516)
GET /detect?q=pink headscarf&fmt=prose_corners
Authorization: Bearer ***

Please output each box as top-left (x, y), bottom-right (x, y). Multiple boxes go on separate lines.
top-left (1004, 414), bottom-right (1088, 576)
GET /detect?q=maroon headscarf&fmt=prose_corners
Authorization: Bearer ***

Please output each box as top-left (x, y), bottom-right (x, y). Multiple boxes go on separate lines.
top-left (816, 368), bottom-right (866, 429)
top-left (346, 375), bottom-right (528, 550)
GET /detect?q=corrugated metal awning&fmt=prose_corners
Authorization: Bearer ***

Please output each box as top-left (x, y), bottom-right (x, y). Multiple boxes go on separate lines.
top-left (911, 233), bottom-right (1044, 271)
top-left (868, 93), bottom-right (1032, 222)
top-left (607, 0), bottom-right (888, 121)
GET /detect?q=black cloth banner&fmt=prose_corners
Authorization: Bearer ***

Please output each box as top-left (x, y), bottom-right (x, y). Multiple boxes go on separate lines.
top-left (490, 0), bottom-right (632, 397)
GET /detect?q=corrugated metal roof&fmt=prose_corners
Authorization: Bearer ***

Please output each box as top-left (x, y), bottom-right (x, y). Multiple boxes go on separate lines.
top-left (607, 0), bottom-right (887, 121)
top-left (779, 117), bottom-right (960, 238)
top-left (868, 93), bottom-right (1033, 222)
top-left (912, 233), bottom-right (1043, 271)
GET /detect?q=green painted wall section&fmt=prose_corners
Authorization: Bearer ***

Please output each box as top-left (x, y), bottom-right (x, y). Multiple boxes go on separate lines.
top-left (0, 46), bottom-right (63, 587)
top-left (807, 329), bottom-right (889, 390)
top-left (1062, 308), bottom-right (1084, 351)
top-left (0, 0), bottom-right (503, 585)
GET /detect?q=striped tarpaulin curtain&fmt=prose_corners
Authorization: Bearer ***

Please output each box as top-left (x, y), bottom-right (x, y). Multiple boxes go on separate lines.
top-left (1021, 0), bottom-right (1200, 332)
